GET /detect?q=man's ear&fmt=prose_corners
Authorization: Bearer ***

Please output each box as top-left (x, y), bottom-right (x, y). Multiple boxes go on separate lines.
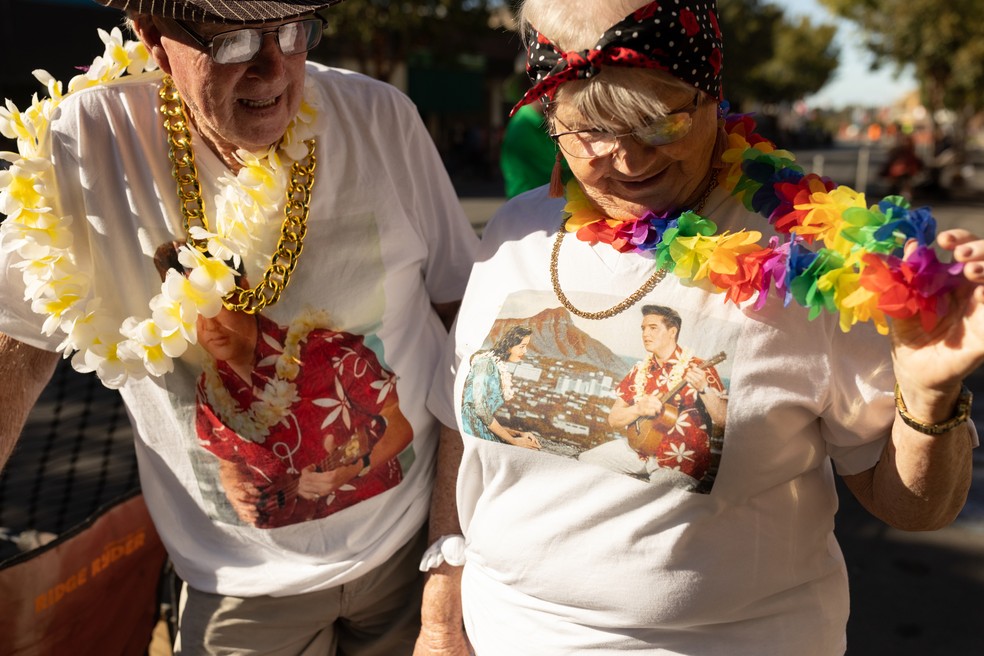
top-left (130, 14), bottom-right (173, 75)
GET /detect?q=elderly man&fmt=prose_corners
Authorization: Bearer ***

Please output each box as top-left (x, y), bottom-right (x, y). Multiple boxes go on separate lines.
top-left (0, 0), bottom-right (477, 653)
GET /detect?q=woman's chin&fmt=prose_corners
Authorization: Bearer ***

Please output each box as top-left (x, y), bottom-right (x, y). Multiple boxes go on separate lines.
top-left (581, 181), bottom-right (683, 219)
top-left (598, 195), bottom-right (666, 220)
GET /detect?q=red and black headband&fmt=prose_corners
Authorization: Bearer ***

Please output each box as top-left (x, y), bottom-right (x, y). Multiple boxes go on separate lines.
top-left (512, 0), bottom-right (724, 116)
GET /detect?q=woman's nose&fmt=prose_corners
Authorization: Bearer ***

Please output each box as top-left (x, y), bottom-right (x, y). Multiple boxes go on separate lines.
top-left (610, 135), bottom-right (659, 173)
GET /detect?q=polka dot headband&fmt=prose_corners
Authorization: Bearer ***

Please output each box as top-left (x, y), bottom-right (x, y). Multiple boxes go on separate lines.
top-left (511, 0), bottom-right (724, 116)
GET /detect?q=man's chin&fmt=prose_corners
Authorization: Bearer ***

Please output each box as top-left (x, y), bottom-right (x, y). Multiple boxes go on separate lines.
top-left (229, 115), bottom-right (295, 153)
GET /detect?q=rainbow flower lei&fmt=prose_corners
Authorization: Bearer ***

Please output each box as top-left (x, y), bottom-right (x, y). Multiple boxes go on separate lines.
top-left (0, 30), bottom-right (320, 388)
top-left (563, 112), bottom-right (965, 335)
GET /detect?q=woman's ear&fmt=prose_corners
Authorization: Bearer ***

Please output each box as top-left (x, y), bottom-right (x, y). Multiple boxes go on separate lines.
top-left (130, 14), bottom-right (173, 75)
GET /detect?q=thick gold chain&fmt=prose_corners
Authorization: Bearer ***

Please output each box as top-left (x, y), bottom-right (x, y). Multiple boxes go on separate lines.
top-left (550, 176), bottom-right (718, 320)
top-left (159, 75), bottom-right (317, 314)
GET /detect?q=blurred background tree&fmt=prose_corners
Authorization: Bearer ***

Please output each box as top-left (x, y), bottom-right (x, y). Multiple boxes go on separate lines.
top-left (717, 0), bottom-right (839, 107)
top-left (316, 0), bottom-right (504, 82)
top-left (820, 0), bottom-right (984, 156)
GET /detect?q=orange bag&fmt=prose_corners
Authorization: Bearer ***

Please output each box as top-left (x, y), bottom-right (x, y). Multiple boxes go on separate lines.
top-left (0, 491), bottom-right (167, 655)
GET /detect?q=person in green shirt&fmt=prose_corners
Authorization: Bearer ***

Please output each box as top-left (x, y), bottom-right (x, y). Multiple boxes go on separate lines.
top-left (499, 103), bottom-right (570, 198)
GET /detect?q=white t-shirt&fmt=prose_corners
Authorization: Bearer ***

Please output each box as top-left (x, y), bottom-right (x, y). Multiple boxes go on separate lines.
top-left (428, 185), bottom-right (899, 655)
top-left (0, 64), bottom-right (478, 596)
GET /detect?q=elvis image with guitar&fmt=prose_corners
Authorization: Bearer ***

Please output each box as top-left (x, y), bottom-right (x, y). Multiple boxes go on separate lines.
top-left (579, 305), bottom-right (728, 493)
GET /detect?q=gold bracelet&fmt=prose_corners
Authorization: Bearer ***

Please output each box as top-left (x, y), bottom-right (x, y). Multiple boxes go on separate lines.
top-left (894, 383), bottom-right (973, 435)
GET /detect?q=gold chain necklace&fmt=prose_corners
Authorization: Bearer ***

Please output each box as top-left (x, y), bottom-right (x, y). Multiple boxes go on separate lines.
top-left (550, 177), bottom-right (718, 320)
top-left (159, 75), bottom-right (317, 314)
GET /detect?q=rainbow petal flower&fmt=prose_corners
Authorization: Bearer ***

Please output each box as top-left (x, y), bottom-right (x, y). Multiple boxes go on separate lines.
top-left (709, 243), bottom-right (775, 305)
top-left (840, 281), bottom-right (889, 335)
top-left (772, 173), bottom-right (836, 237)
top-left (563, 179), bottom-right (607, 231)
top-left (706, 230), bottom-right (764, 277)
top-left (873, 201), bottom-right (935, 248)
top-left (840, 205), bottom-right (896, 254)
top-left (655, 211), bottom-right (718, 272)
top-left (751, 237), bottom-right (793, 309)
top-left (577, 220), bottom-right (626, 250)
top-left (859, 247), bottom-right (964, 332)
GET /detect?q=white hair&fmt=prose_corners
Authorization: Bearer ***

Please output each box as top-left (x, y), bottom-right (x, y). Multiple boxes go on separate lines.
top-left (519, 0), bottom-right (703, 130)
top-left (519, 0), bottom-right (649, 51)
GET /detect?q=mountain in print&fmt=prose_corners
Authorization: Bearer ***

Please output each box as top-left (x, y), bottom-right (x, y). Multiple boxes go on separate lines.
top-left (486, 307), bottom-right (628, 377)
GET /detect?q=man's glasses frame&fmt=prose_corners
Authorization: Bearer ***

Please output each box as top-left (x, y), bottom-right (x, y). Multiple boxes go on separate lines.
top-left (549, 92), bottom-right (702, 159)
top-left (172, 17), bottom-right (324, 65)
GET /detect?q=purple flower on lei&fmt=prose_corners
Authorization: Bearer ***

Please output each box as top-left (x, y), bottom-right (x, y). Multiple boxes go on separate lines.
top-left (617, 211), bottom-right (680, 252)
top-left (753, 236), bottom-right (793, 309)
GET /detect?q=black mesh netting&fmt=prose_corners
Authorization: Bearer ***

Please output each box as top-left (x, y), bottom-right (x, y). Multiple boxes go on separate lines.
top-left (0, 359), bottom-right (139, 563)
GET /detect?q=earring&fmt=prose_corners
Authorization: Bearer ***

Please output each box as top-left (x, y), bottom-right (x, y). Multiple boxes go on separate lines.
top-left (549, 150), bottom-right (565, 198)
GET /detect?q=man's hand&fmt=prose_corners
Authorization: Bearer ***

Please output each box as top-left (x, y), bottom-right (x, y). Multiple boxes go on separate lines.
top-left (217, 459), bottom-right (261, 525)
top-left (297, 462), bottom-right (359, 500)
top-left (634, 394), bottom-right (664, 418)
top-left (684, 366), bottom-right (709, 394)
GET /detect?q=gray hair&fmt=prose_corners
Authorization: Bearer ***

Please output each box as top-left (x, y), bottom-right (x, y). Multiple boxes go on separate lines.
top-left (519, 0), bottom-right (704, 130)
top-left (519, 0), bottom-right (645, 51)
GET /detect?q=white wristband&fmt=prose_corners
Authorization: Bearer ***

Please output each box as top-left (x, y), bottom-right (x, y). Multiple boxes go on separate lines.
top-left (419, 534), bottom-right (466, 571)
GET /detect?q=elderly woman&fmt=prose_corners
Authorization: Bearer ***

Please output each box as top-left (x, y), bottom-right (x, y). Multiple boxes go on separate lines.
top-left (415, 0), bottom-right (983, 654)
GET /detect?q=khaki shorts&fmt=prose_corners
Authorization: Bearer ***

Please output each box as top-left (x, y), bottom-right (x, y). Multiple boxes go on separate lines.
top-left (174, 529), bottom-right (426, 655)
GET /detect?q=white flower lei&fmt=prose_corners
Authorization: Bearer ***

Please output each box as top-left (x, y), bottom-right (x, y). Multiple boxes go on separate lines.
top-left (201, 308), bottom-right (334, 444)
top-left (632, 347), bottom-right (693, 400)
top-left (0, 28), bottom-right (321, 389)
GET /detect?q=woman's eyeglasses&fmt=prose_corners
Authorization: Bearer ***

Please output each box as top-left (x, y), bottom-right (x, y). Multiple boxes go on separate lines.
top-left (549, 93), bottom-right (700, 159)
top-left (173, 18), bottom-right (324, 65)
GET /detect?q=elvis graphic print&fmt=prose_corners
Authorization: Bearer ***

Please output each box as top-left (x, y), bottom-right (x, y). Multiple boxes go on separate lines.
top-left (460, 290), bottom-right (739, 494)
top-left (155, 210), bottom-right (415, 529)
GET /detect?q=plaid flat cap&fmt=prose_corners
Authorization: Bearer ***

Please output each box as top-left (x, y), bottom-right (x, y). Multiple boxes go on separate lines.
top-left (94, 0), bottom-right (345, 23)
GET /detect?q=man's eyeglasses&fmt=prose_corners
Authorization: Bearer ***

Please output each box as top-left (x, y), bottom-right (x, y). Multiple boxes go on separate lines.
top-left (172, 18), bottom-right (324, 65)
top-left (549, 93), bottom-right (701, 159)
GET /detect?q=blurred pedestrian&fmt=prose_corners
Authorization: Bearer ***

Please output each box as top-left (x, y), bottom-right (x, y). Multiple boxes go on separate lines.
top-left (881, 133), bottom-right (924, 197)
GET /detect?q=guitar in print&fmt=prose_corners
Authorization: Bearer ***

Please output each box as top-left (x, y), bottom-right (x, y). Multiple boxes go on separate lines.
top-left (626, 351), bottom-right (727, 457)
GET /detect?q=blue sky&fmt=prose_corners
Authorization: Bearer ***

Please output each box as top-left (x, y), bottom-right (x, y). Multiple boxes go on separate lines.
top-left (768, 0), bottom-right (917, 108)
